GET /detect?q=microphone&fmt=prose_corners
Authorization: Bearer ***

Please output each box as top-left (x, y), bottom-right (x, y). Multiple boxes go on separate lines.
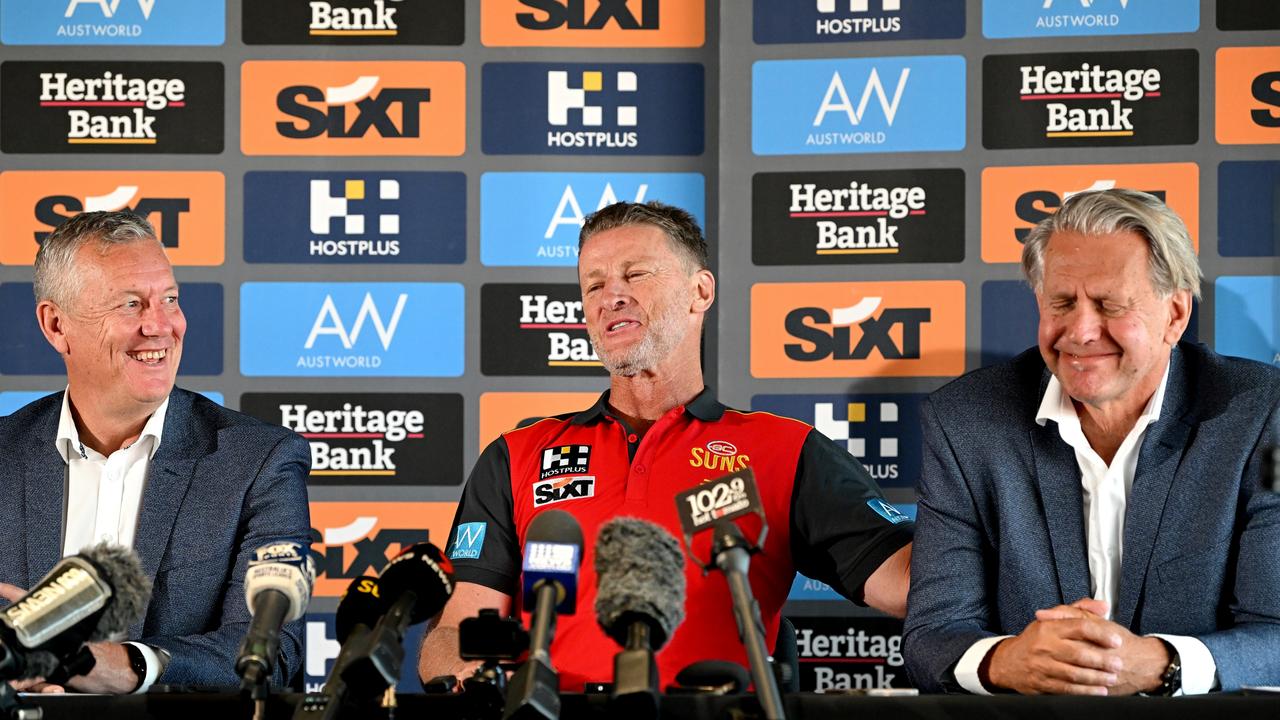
top-left (504, 510), bottom-right (583, 720)
top-left (294, 543), bottom-right (454, 720)
top-left (0, 543), bottom-right (151, 683)
top-left (594, 518), bottom-right (686, 718)
top-left (236, 542), bottom-right (316, 693)
top-left (673, 470), bottom-right (785, 720)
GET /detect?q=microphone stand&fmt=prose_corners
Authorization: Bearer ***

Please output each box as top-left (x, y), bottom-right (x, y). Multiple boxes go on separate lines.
top-left (503, 581), bottom-right (561, 720)
top-left (712, 523), bottom-right (786, 720)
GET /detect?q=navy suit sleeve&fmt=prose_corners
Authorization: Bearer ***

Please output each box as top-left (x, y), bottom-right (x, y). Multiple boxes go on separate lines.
top-left (903, 397), bottom-right (999, 693)
top-left (143, 431), bottom-right (312, 688)
top-left (1197, 395), bottom-right (1280, 690)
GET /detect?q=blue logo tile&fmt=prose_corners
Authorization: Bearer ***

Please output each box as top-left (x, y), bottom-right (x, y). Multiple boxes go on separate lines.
top-left (448, 522), bottom-right (487, 560)
top-left (1, 0), bottom-right (225, 45)
top-left (240, 282), bottom-right (464, 377)
top-left (480, 172), bottom-right (705, 267)
top-left (1215, 276), bottom-right (1280, 368)
top-left (1219, 162), bottom-right (1280, 258)
top-left (753, 55), bottom-right (965, 155)
top-left (303, 612), bottom-right (425, 693)
top-left (482, 63), bottom-right (704, 155)
top-left (983, 0), bottom-right (1199, 38)
top-left (244, 171), bottom-right (465, 264)
top-left (754, 0), bottom-right (964, 44)
top-left (0, 282), bottom-right (221, 375)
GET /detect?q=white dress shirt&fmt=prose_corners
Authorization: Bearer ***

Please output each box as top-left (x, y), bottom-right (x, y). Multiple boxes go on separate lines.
top-left (954, 363), bottom-right (1216, 695)
top-left (54, 388), bottom-right (169, 692)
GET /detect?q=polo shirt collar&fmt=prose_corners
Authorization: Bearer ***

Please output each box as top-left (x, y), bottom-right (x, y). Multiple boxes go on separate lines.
top-left (571, 386), bottom-right (725, 425)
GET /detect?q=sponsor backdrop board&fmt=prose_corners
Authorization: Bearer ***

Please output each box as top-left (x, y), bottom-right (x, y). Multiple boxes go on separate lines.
top-left (1, 0), bottom-right (1277, 695)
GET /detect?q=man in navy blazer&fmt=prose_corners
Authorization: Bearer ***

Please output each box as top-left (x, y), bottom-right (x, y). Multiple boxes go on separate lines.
top-left (904, 189), bottom-right (1280, 695)
top-left (0, 212), bottom-right (310, 693)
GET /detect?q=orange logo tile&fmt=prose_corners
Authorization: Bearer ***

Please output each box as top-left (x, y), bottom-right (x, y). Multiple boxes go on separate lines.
top-left (0, 171), bottom-right (224, 266)
top-left (751, 281), bottom-right (966, 379)
top-left (241, 61), bottom-right (465, 156)
top-left (481, 0), bottom-right (703, 47)
top-left (1217, 46), bottom-right (1280, 145)
top-left (479, 392), bottom-right (601, 448)
top-left (309, 501), bottom-right (457, 597)
top-left (981, 163), bottom-right (1199, 264)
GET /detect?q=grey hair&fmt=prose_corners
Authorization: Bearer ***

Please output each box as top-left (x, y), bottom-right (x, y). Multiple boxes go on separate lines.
top-left (33, 211), bottom-right (161, 308)
top-left (1022, 188), bottom-right (1202, 300)
top-left (579, 201), bottom-right (709, 271)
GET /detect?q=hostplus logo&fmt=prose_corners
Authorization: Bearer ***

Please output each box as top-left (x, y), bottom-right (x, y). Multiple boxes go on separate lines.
top-left (1020, 61), bottom-right (1159, 137)
top-left (277, 75), bottom-right (430, 140)
top-left (60, 0), bottom-right (154, 38)
top-left (790, 179), bottom-right (923, 255)
top-left (815, 0), bottom-right (902, 36)
top-left (520, 293), bottom-right (600, 368)
top-left (786, 296), bottom-right (930, 362)
top-left (309, 0), bottom-right (399, 37)
top-left (814, 401), bottom-right (902, 483)
top-left (808, 67), bottom-right (908, 148)
top-left (546, 70), bottom-right (638, 149)
top-left (310, 178), bottom-right (400, 257)
top-left (40, 70), bottom-right (183, 145)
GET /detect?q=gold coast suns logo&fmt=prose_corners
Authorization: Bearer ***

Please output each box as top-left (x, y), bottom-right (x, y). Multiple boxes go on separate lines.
top-left (689, 439), bottom-right (749, 474)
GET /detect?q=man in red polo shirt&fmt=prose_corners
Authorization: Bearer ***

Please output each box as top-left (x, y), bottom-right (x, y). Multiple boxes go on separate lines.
top-left (419, 201), bottom-right (913, 690)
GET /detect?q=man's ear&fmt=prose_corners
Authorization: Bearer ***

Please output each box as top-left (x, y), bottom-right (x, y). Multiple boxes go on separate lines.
top-left (1164, 288), bottom-right (1193, 345)
top-left (36, 300), bottom-right (71, 355)
top-left (691, 269), bottom-right (715, 313)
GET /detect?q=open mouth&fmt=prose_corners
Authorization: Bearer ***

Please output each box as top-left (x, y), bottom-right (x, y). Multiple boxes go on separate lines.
top-left (127, 349), bottom-right (167, 365)
top-left (607, 320), bottom-right (638, 333)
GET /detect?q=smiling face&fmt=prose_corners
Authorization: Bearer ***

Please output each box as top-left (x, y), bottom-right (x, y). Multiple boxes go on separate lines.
top-left (43, 239), bottom-right (186, 420)
top-left (1036, 229), bottom-right (1191, 415)
top-left (578, 224), bottom-right (712, 378)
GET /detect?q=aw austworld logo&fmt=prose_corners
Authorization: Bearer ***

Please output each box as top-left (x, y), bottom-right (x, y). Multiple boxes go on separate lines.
top-left (1, 0), bottom-right (225, 45)
top-left (982, 0), bottom-right (1199, 38)
top-left (240, 283), bottom-right (464, 377)
top-left (753, 55), bottom-right (965, 155)
top-left (482, 62), bottom-right (704, 155)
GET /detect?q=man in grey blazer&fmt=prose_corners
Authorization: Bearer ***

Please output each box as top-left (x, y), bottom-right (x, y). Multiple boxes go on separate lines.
top-left (0, 212), bottom-right (311, 693)
top-left (904, 189), bottom-right (1280, 695)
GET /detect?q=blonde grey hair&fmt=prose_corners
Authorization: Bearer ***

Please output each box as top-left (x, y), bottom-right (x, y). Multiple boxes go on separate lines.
top-left (33, 211), bottom-right (161, 308)
top-left (1021, 188), bottom-right (1202, 300)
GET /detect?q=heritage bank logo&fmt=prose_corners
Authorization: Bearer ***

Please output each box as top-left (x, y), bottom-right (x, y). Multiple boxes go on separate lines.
top-left (481, 284), bottom-right (607, 377)
top-left (752, 169), bottom-right (964, 266)
top-left (240, 282), bottom-right (464, 377)
top-left (752, 55), bottom-right (965, 155)
top-left (982, 0), bottom-right (1198, 39)
top-left (1215, 276), bottom-right (1280, 368)
top-left (0, 282), bottom-right (223, 375)
top-left (482, 63), bottom-right (704, 155)
top-left (752, 393), bottom-right (924, 489)
top-left (980, 163), bottom-right (1199, 263)
top-left (480, 172), bottom-right (704, 266)
top-left (751, 281), bottom-right (965, 378)
top-left (243, 0), bottom-right (463, 45)
top-left (982, 50), bottom-right (1198, 149)
top-left (308, 501), bottom-right (456, 597)
top-left (1219, 161), bottom-right (1280, 257)
top-left (241, 61), bottom-right (465, 156)
top-left (1, 0), bottom-right (225, 45)
top-left (0, 171), bottom-right (225, 266)
top-left (0, 62), bottom-right (224, 154)
top-left (1216, 47), bottom-right (1280, 145)
top-left (753, 0), bottom-right (964, 44)
top-left (243, 171), bottom-right (465, 264)
top-left (791, 617), bottom-right (910, 692)
top-left (241, 393), bottom-right (463, 487)
top-left (481, 0), bottom-right (704, 47)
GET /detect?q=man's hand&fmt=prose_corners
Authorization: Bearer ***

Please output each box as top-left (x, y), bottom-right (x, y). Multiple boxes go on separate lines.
top-left (0, 582), bottom-right (24, 603)
top-left (1032, 600), bottom-right (1171, 695)
top-left (61, 642), bottom-right (140, 694)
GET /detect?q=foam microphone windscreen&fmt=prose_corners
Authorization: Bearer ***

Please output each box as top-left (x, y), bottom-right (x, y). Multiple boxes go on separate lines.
top-left (378, 543), bottom-right (455, 625)
top-left (594, 517), bottom-right (686, 649)
top-left (78, 543), bottom-right (151, 641)
top-left (335, 576), bottom-right (387, 644)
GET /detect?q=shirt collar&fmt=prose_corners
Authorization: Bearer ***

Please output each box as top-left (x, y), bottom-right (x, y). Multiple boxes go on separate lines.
top-left (55, 387), bottom-right (170, 463)
top-left (571, 386), bottom-right (726, 425)
top-left (1035, 357), bottom-right (1172, 428)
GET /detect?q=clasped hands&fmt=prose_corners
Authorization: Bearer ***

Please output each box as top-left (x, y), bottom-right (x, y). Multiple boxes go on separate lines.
top-left (983, 598), bottom-right (1171, 696)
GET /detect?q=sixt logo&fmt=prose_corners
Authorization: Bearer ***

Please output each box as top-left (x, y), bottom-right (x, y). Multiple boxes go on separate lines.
top-left (520, 293), bottom-right (601, 368)
top-left (482, 0), bottom-right (702, 47)
top-left (307, 501), bottom-right (457, 596)
top-left (310, 0), bottom-right (399, 36)
top-left (33, 185), bottom-right (187, 247)
top-left (1216, 47), bottom-right (1280, 145)
top-left (532, 476), bottom-right (596, 507)
top-left (1012, 180), bottom-right (1166, 243)
top-left (517, 0), bottom-right (658, 30)
top-left (785, 296), bottom-right (930, 362)
top-left (277, 75), bottom-right (429, 139)
top-left (547, 70), bottom-right (638, 149)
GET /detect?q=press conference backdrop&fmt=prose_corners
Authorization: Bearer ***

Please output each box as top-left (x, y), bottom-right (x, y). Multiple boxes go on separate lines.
top-left (0, 0), bottom-right (1276, 694)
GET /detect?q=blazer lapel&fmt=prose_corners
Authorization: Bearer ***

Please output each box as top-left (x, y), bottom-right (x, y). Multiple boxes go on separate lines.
top-left (22, 397), bottom-right (67, 586)
top-left (1030, 422), bottom-right (1092, 606)
top-left (133, 390), bottom-right (201, 584)
top-left (1114, 350), bottom-right (1193, 629)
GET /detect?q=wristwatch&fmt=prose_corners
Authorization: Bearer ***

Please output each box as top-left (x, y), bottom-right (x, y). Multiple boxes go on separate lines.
top-left (1154, 641), bottom-right (1182, 696)
top-left (123, 643), bottom-right (149, 693)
